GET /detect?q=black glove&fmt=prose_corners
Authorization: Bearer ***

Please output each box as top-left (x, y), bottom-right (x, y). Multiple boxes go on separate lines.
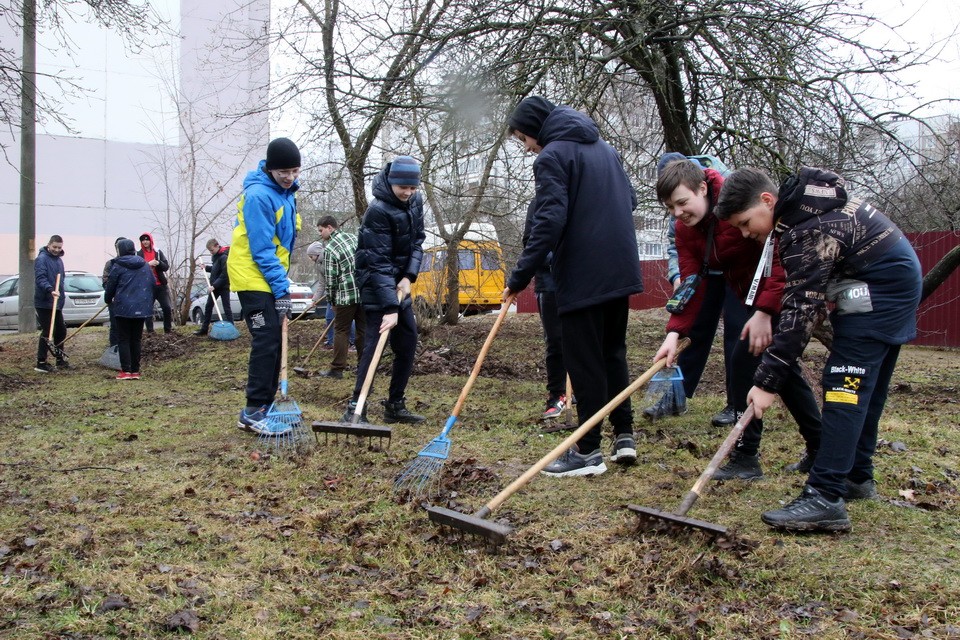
top-left (275, 294), bottom-right (292, 318)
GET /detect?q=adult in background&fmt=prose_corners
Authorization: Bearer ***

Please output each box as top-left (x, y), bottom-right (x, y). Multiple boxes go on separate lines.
top-left (228, 137), bottom-right (301, 434)
top-left (137, 232), bottom-right (173, 334)
top-left (34, 235), bottom-right (67, 373)
top-left (102, 237), bottom-right (127, 348)
top-left (502, 96), bottom-right (644, 477)
top-left (195, 238), bottom-right (233, 336)
top-left (104, 239), bottom-right (155, 379)
top-left (319, 215), bottom-right (366, 381)
top-left (347, 156), bottom-right (425, 424)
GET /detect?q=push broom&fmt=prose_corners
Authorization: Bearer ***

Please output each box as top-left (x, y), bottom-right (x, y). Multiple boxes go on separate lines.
top-left (311, 291), bottom-right (404, 446)
top-left (201, 271), bottom-right (240, 341)
top-left (426, 338), bottom-right (690, 544)
top-left (257, 315), bottom-right (303, 448)
top-left (393, 295), bottom-right (514, 497)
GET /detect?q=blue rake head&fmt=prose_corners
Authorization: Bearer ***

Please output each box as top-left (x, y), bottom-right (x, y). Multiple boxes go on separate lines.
top-left (209, 321), bottom-right (240, 341)
top-left (393, 416), bottom-right (456, 496)
top-left (258, 397), bottom-right (304, 450)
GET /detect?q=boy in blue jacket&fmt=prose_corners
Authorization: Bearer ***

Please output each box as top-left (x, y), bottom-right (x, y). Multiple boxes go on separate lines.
top-left (227, 137), bottom-right (301, 434)
top-left (34, 235), bottom-right (67, 373)
top-left (105, 239), bottom-right (155, 379)
top-left (716, 166), bottom-right (922, 532)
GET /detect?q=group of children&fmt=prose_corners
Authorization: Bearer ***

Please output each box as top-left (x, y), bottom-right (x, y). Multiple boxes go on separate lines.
top-left (505, 96), bottom-right (922, 534)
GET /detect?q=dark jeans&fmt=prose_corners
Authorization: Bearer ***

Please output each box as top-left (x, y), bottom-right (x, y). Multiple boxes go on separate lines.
top-left (536, 290), bottom-right (566, 397)
top-left (353, 302), bottom-right (418, 403)
top-left (36, 307), bottom-right (66, 363)
top-left (561, 297), bottom-right (632, 454)
top-left (238, 291), bottom-right (282, 408)
top-left (677, 274), bottom-right (744, 405)
top-left (809, 339), bottom-right (903, 499)
top-left (115, 316), bottom-right (145, 373)
top-left (145, 284), bottom-right (173, 333)
top-left (201, 287), bottom-right (234, 330)
top-left (331, 303), bottom-right (366, 372)
top-left (728, 330), bottom-right (821, 457)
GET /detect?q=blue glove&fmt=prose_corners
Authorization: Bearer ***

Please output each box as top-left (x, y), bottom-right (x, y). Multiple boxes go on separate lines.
top-left (275, 294), bottom-right (292, 318)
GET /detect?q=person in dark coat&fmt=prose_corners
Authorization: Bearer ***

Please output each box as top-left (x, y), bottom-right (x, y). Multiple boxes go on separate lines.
top-left (503, 96), bottom-right (644, 477)
top-left (34, 235), bottom-right (67, 373)
top-left (102, 237), bottom-right (127, 348)
top-left (105, 239), bottom-right (156, 379)
top-left (195, 238), bottom-right (234, 336)
top-left (717, 166), bottom-right (922, 533)
top-left (346, 156), bottom-right (426, 424)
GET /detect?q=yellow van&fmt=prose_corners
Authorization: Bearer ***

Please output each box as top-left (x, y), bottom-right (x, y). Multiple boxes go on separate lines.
top-left (412, 225), bottom-right (506, 315)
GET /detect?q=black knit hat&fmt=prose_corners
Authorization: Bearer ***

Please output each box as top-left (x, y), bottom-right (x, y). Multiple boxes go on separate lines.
top-left (508, 96), bottom-right (557, 140)
top-left (265, 137), bottom-right (301, 170)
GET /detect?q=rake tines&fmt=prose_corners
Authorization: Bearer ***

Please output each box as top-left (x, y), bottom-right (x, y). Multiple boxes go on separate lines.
top-left (393, 417), bottom-right (454, 496)
top-left (257, 397), bottom-right (305, 450)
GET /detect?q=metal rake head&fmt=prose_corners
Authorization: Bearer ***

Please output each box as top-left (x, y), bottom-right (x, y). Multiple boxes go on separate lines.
top-left (257, 398), bottom-right (305, 450)
top-left (393, 454), bottom-right (444, 496)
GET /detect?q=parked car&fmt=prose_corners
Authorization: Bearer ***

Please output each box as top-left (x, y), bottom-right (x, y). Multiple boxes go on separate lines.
top-left (0, 271), bottom-right (111, 330)
top-left (188, 280), bottom-right (315, 325)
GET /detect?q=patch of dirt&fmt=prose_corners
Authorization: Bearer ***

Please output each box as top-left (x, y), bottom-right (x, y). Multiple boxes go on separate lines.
top-left (0, 372), bottom-right (38, 392)
top-left (140, 333), bottom-right (195, 363)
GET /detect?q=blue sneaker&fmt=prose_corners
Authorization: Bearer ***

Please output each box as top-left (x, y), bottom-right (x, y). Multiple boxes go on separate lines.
top-left (237, 406), bottom-right (268, 432)
top-left (541, 447), bottom-right (607, 478)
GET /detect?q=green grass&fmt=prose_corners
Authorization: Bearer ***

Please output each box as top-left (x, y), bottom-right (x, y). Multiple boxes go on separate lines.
top-left (0, 310), bottom-right (958, 639)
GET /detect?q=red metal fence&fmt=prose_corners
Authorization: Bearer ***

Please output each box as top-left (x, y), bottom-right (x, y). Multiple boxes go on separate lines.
top-left (515, 231), bottom-right (960, 347)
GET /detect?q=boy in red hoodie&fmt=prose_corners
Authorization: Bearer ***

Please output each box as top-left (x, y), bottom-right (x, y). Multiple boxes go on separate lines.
top-left (137, 232), bottom-right (172, 334)
top-left (652, 160), bottom-right (821, 479)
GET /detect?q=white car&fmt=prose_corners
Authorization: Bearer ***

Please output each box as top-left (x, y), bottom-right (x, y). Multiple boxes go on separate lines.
top-left (0, 271), bottom-right (111, 330)
top-left (188, 280), bottom-right (315, 325)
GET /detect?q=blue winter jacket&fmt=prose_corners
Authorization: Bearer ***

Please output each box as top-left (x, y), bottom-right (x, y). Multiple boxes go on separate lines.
top-left (34, 247), bottom-right (66, 310)
top-left (506, 106), bottom-right (644, 314)
top-left (105, 240), bottom-right (156, 319)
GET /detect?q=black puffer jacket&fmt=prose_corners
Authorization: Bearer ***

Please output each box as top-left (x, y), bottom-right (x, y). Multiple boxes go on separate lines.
top-left (506, 106), bottom-right (643, 314)
top-left (355, 163), bottom-right (426, 312)
top-left (209, 246), bottom-right (230, 291)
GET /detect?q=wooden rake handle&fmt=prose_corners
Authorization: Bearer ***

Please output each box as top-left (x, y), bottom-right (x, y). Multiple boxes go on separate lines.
top-left (477, 337), bottom-right (691, 518)
top-left (47, 274), bottom-right (61, 343)
top-left (675, 403), bottom-right (755, 515)
top-left (202, 270), bottom-right (226, 322)
top-left (450, 294), bottom-right (515, 419)
top-left (62, 303), bottom-right (108, 345)
top-left (279, 315), bottom-right (290, 397)
top-left (353, 291), bottom-right (404, 421)
top-left (300, 320), bottom-right (334, 366)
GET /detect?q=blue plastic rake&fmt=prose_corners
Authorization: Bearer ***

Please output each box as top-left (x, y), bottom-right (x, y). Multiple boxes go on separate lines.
top-left (393, 296), bottom-right (514, 497)
top-left (259, 316), bottom-right (306, 450)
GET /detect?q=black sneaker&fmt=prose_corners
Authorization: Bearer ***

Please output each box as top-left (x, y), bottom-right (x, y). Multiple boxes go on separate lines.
top-left (713, 451), bottom-right (763, 481)
top-left (844, 478), bottom-right (878, 501)
top-left (382, 398), bottom-right (425, 424)
top-left (56, 360), bottom-right (71, 370)
top-left (194, 329), bottom-right (208, 336)
top-left (642, 393), bottom-right (686, 421)
top-left (318, 369), bottom-right (344, 380)
top-left (785, 450), bottom-right (817, 474)
top-left (610, 433), bottom-right (637, 465)
top-left (237, 406), bottom-right (268, 432)
top-left (761, 485), bottom-right (851, 532)
top-left (541, 447), bottom-right (607, 477)
top-left (711, 404), bottom-right (735, 426)
top-left (34, 362), bottom-right (55, 373)
top-left (341, 400), bottom-right (369, 423)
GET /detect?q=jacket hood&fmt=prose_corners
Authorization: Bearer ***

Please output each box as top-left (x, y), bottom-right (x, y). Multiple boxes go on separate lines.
top-left (244, 159), bottom-right (300, 195)
top-left (538, 106), bottom-right (600, 147)
top-left (37, 246), bottom-right (64, 259)
top-left (775, 167), bottom-right (849, 227)
top-left (115, 253), bottom-right (147, 270)
top-left (139, 232), bottom-right (156, 249)
top-left (217, 245), bottom-right (230, 255)
top-left (371, 163), bottom-right (419, 209)
top-left (118, 238), bottom-right (136, 256)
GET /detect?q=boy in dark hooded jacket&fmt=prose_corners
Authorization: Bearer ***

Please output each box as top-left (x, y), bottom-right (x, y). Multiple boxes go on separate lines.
top-left (103, 237), bottom-right (127, 348)
top-left (716, 166), bottom-right (922, 533)
top-left (347, 156), bottom-right (426, 424)
top-left (195, 238), bottom-right (233, 336)
top-left (503, 96), bottom-right (644, 477)
top-left (105, 239), bottom-right (156, 379)
top-left (34, 235), bottom-right (67, 373)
